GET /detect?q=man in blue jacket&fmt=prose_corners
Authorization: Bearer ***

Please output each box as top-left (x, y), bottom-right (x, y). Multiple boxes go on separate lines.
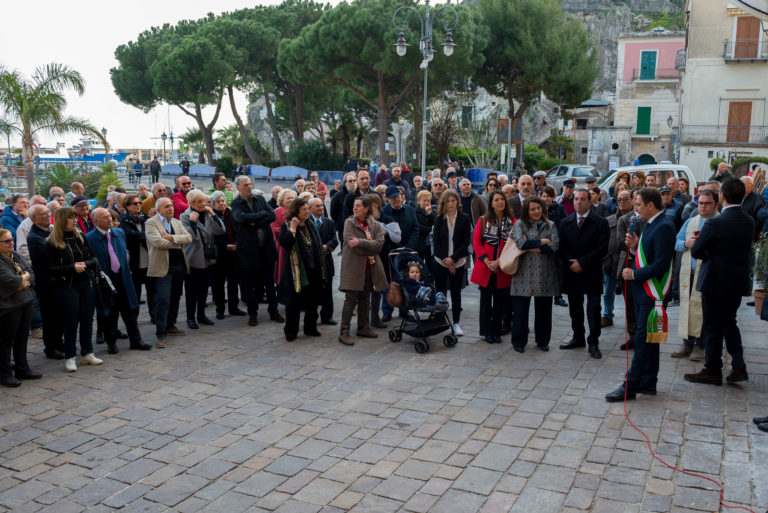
top-left (86, 208), bottom-right (151, 354)
top-left (1, 195), bottom-right (29, 241)
top-left (606, 187), bottom-right (676, 402)
top-left (380, 185), bottom-right (419, 321)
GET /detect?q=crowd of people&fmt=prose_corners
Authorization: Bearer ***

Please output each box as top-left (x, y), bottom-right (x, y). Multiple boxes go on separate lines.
top-left (1, 161), bottom-right (767, 424)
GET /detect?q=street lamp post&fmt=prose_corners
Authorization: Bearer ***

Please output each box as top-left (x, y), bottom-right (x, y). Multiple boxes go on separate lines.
top-left (161, 132), bottom-right (167, 164)
top-left (101, 127), bottom-right (108, 165)
top-left (393, 0), bottom-right (457, 177)
top-left (169, 132), bottom-right (174, 162)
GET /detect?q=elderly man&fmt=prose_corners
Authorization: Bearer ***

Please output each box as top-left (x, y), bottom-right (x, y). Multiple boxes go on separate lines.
top-left (14, 196), bottom-right (46, 262)
top-left (534, 170), bottom-right (547, 194)
top-left (26, 204), bottom-right (64, 358)
top-left (146, 198), bottom-right (193, 347)
top-left (667, 177), bottom-right (690, 207)
top-left (601, 189), bottom-right (634, 328)
top-left (671, 188), bottom-right (719, 361)
top-left (173, 175), bottom-right (193, 219)
top-left (1, 195), bottom-right (29, 241)
top-left (309, 198), bottom-right (338, 325)
top-left (445, 168), bottom-right (459, 191)
top-left (459, 178), bottom-right (486, 225)
top-left (332, 172), bottom-right (356, 242)
top-left (231, 176), bottom-right (284, 326)
top-left (65, 182), bottom-right (84, 206)
top-left (48, 186), bottom-right (65, 200)
top-left (294, 179), bottom-right (306, 194)
top-left (268, 186), bottom-right (282, 210)
top-left (709, 161), bottom-right (735, 183)
top-left (71, 195), bottom-right (94, 233)
top-left (310, 172), bottom-right (328, 202)
top-left (137, 183), bottom-right (150, 201)
top-left (208, 172), bottom-right (234, 205)
top-left (343, 169), bottom-right (373, 220)
top-left (142, 183), bottom-right (168, 216)
top-left (556, 179), bottom-right (576, 215)
top-left (87, 208), bottom-right (151, 354)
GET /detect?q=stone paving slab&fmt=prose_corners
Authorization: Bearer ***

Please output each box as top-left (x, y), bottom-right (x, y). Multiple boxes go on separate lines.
top-left (0, 271), bottom-right (766, 512)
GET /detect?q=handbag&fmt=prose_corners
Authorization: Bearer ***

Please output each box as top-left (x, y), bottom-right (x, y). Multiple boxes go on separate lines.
top-left (203, 241), bottom-right (218, 260)
top-left (386, 281), bottom-right (403, 308)
top-left (93, 270), bottom-right (117, 310)
top-left (499, 236), bottom-right (526, 276)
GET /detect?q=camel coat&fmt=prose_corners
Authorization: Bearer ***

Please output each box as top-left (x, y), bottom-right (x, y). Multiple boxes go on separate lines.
top-left (145, 215), bottom-right (193, 277)
top-left (339, 216), bottom-right (388, 292)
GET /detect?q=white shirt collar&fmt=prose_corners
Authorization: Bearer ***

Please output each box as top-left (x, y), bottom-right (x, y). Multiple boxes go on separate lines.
top-left (97, 227), bottom-right (109, 236)
top-left (646, 211), bottom-right (663, 224)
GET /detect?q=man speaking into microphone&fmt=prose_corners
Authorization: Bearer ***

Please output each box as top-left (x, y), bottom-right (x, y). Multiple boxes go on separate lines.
top-left (606, 187), bottom-right (676, 402)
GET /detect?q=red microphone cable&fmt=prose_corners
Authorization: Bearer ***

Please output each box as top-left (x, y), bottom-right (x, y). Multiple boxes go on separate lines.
top-left (620, 253), bottom-right (756, 513)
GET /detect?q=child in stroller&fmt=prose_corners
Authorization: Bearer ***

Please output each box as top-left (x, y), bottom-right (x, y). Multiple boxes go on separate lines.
top-left (401, 261), bottom-right (449, 311)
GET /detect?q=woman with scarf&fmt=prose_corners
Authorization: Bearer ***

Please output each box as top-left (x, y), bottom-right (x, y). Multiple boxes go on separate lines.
top-left (271, 189), bottom-right (297, 284)
top-left (211, 191), bottom-right (245, 319)
top-left (278, 197), bottom-right (325, 341)
top-left (368, 193), bottom-right (400, 328)
top-left (0, 228), bottom-right (42, 386)
top-left (509, 197), bottom-right (560, 352)
top-left (470, 191), bottom-right (515, 344)
top-left (120, 194), bottom-right (154, 321)
top-left (338, 196), bottom-right (388, 346)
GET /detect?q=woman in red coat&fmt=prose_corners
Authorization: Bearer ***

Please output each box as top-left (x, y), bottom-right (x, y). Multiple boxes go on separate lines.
top-left (470, 191), bottom-right (516, 343)
top-left (271, 189), bottom-right (297, 284)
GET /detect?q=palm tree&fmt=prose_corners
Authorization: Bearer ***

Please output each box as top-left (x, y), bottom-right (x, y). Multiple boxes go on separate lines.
top-left (180, 127), bottom-right (206, 164)
top-left (0, 63), bottom-right (106, 195)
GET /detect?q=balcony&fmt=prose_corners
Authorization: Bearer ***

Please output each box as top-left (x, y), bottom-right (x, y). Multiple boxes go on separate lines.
top-left (632, 123), bottom-right (661, 140)
top-left (675, 49), bottom-right (686, 70)
top-left (723, 40), bottom-right (768, 61)
top-left (631, 68), bottom-right (681, 81)
top-left (678, 124), bottom-right (768, 145)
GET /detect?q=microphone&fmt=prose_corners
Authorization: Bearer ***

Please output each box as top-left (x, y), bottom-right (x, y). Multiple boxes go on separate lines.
top-left (628, 216), bottom-right (638, 237)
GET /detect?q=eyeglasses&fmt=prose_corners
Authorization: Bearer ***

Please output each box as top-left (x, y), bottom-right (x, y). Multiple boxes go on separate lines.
top-left (0, 239), bottom-right (13, 244)
top-left (130, 201), bottom-right (141, 205)
top-left (181, 182), bottom-right (192, 186)
top-left (698, 201), bottom-right (715, 206)
top-left (617, 197), bottom-right (631, 201)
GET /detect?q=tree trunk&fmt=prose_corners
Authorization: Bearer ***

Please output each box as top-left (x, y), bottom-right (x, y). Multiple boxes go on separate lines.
top-left (22, 131), bottom-right (35, 196)
top-left (294, 84), bottom-right (305, 141)
top-left (508, 97), bottom-right (530, 174)
top-left (264, 92), bottom-right (286, 166)
top-left (286, 85), bottom-right (300, 142)
top-left (178, 98), bottom-right (222, 165)
top-left (341, 122), bottom-right (350, 162)
top-left (377, 72), bottom-right (390, 164)
top-left (227, 85), bottom-right (260, 165)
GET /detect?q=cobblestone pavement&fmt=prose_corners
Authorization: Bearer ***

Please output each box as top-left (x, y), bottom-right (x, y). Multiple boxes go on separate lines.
top-left (1, 193), bottom-right (767, 511)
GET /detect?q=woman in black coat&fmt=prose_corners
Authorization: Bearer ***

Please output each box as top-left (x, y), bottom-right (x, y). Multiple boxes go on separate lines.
top-left (431, 190), bottom-right (472, 336)
top-left (414, 189), bottom-right (436, 263)
top-left (368, 193), bottom-right (398, 328)
top-left (0, 228), bottom-right (41, 387)
top-left (119, 194), bottom-right (154, 321)
top-left (211, 191), bottom-right (244, 319)
top-left (542, 185), bottom-right (569, 308)
top-left (277, 198), bottom-right (325, 341)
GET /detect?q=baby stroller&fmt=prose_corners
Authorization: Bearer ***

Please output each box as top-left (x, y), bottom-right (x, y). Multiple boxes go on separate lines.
top-left (386, 248), bottom-right (459, 354)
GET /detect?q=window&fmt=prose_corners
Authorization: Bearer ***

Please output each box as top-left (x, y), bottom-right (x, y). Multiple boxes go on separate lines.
top-left (636, 107), bottom-right (651, 135)
top-left (581, 147), bottom-right (588, 154)
top-left (556, 167), bottom-right (568, 176)
top-left (576, 118), bottom-right (588, 129)
top-left (734, 16), bottom-right (760, 59)
top-left (573, 167), bottom-right (595, 177)
top-left (727, 101), bottom-right (752, 142)
top-left (639, 51), bottom-right (657, 80)
top-left (461, 106), bottom-right (473, 129)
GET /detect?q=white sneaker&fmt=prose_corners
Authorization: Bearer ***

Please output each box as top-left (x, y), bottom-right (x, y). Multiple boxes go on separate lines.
top-left (81, 353), bottom-right (103, 366)
top-left (453, 324), bottom-right (463, 337)
top-left (65, 358), bottom-right (77, 372)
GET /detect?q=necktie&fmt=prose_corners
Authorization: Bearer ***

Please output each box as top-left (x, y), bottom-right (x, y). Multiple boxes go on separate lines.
top-left (316, 218), bottom-right (322, 230)
top-left (577, 216), bottom-right (584, 230)
top-left (106, 230), bottom-right (120, 273)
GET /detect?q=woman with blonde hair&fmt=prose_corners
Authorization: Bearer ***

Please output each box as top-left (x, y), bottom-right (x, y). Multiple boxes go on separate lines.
top-left (180, 189), bottom-right (225, 329)
top-left (46, 207), bottom-right (102, 372)
top-left (271, 188), bottom-right (297, 284)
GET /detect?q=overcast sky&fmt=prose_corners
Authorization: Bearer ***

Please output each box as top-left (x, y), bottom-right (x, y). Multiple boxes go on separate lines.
top-left (0, 0), bottom-right (340, 154)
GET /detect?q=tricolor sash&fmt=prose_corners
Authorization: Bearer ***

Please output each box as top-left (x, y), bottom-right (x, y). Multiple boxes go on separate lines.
top-left (636, 228), bottom-right (673, 343)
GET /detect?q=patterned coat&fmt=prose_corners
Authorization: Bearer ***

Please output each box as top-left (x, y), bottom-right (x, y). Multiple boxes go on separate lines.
top-left (508, 219), bottom-right (561, 297)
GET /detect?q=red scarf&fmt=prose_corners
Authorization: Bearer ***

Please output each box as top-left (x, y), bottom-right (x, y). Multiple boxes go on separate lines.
top-left (356, 218), bottom-right (375, 269)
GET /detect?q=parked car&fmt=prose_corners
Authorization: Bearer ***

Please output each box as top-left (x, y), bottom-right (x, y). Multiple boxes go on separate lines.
top-left (545, 164), bottom-right (600, 192)
top-left (597, 164), bottom-right (698, 196)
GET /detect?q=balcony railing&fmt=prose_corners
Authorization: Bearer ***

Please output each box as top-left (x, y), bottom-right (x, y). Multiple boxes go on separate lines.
top-left (678, 124), bottom-right (768, 144)
top-left (723, 40), bottom-right (768, 61)
top-left (633, 123), bottom-right (661, 138)
top-left (675, 49), bottom-right (686, 70)
top-left (631, 68), bottom-right (681, 81)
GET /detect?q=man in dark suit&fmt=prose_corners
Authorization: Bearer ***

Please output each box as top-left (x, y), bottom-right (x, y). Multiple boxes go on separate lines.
top-left (309, 198), bottom-right (338, 325)
top-left (684, 178), bottom-right (754, 386)
top-left (231, 176), bottom-right (284, 327)
top-left (86, 208), bottom-right (151, 354)
top-left (559, 188), bottom-right (610, 358)
top-left (606, 187), bottom-right (676, 402)
top-left (26, 204), bottom-right (65, 359)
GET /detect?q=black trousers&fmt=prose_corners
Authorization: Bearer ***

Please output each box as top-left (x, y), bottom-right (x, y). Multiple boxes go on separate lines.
top-left (131, 267), bottom-right (155, 321)
top-left (36, 287), bottom-right (63, 354)
top-left (0, 303), bottom-right (32, 377)
top-left (627, 300), bottom-right (659, 389)
top-left (567, 293), bottom-right (602, 346)
top-left (432, 264), bottom-right (465, 324)
top-left (702, 293), bottom-right (746, 374)
top-left (100, 271), bottom-right (142, 345)
top-left (185, 267), bottom-right (212, 321)
top-left (479, 279), bottom-right (509, 338)
top-left (240, 264), bottom-right (278, 317)
top-left (55, 282), bottom-right (96, 359)
top-left (284, 270), bottom-right (320, 339)
top-left (621, 279), bottom-right (637, 343)
top-left (213, 258), bottom-right (241, 314)
top-left (320, 280), bottom-right (334, 322)
top-left (511, 296), bottom-right (553, 349)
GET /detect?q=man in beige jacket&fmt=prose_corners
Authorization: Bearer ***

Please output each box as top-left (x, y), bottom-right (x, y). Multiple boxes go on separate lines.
top-left (146, 198), bottom-right (193, 347)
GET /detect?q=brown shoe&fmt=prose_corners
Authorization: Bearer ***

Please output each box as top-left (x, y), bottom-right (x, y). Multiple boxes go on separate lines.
top-left (671, 345), bottom-right (693, 358)
top-left (156, 338), bottom-right (166, 348)
top-left (689, 347), bottom-right (705, 362)
top-left (726, 369), bottom-right (749, 383)
top-left (339, 333), bottom-right (354, 346)
top-left (166, 326), bottom-right (186, 336)
top-left (684, 370), bottom-right (722, 386)
top-left (600, 317), bottom-right (613, 327)
top-left (357, 327), bottom-right (378, 338)
top-left (248, 316), bottom-right (258, 327)
top-left (270, 311), bottom-right (285, 323)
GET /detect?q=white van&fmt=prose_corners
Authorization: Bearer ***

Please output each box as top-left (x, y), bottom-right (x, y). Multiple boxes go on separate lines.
top-left (597, 164), bottom-right (699, 195)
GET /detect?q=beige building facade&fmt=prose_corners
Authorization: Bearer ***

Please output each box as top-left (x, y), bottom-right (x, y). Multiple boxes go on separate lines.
top-left (678, 0), bottom-right (768, 181)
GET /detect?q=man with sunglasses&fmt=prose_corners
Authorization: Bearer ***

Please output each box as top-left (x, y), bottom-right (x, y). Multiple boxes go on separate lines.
top-left (173, 176), bottom-right (193, 219)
